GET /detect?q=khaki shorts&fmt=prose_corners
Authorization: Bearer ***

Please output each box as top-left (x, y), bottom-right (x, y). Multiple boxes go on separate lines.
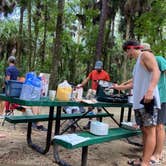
top-left (134, 108), bottom-right (158, 127)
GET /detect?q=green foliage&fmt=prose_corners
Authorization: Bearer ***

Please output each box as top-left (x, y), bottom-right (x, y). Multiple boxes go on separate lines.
top-left (134, 0), bottom-right (166, 56)
top-left (1, 0), bottom-right (166, 87)
top-left (0, 20), bottom-right (18, 40)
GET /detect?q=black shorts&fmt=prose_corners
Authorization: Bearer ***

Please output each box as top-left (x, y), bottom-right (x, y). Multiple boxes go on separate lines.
top-left (157, 103), bottom-right (166, 125)
top-left (135, 108), bottom-right (158, 127)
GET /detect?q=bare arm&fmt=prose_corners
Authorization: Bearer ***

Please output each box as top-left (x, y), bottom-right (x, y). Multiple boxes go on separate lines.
top-left (5, 76), bottom-right (10, 81)
top-left (80, 77), bottom-right (90, 87)
top-left (120, 79), bottom-right (133, 86)
top-left (141, 52), bottom-right (160, 102)
top-left (113, 79), bottom-right (133, 91)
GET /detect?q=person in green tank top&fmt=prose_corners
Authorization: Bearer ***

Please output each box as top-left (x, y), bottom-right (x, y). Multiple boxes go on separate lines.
top-left (142, 43), bottom-right (166, 164)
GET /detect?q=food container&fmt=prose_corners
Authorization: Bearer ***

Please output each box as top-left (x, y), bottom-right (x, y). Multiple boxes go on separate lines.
top-left (90, 121), bottom-right (109, 136)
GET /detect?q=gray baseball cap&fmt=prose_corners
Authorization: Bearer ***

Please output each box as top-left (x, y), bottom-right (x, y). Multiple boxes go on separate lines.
top-left (8, 56), bottom-right (16, 63)
top-left (94, 60), bottom-right (103, 69)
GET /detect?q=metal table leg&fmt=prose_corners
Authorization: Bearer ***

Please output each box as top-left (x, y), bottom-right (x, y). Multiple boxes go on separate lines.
top-left (27, 106), bottom-right (54, 154)
top-left (81, 146), bottom-right (88, 166)
top-left (55, 106), bottom-right (61, 135)
top-left (60, 108), bottom-right (94, 134)
top-left (102, 107), bottom-right (120, 127)
top-left (127, 107), bottom-right (132, 122)
top-left (120, 107), bottom-right (124, 126)
top-left (53, 106), bottom-right (72, 166)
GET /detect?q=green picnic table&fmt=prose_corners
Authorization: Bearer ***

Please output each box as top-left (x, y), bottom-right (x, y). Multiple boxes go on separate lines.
top-left (0, 94), bottom-right (133, 166)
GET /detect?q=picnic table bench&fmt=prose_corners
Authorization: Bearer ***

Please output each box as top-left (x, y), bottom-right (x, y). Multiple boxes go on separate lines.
top-left (4, 112), bottom-right (112, 124)
top-left (4, 112), bottom-right (113, 133)
top-left (53, 127), bottom-right (141, 166)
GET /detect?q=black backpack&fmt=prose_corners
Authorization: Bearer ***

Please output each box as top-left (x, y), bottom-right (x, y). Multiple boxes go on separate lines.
top-left (96, 80), bottom-right (128, 103)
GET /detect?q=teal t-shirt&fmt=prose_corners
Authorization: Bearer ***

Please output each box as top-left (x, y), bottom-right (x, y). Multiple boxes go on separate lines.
top-left (156, 56), bottom-right (166, 103)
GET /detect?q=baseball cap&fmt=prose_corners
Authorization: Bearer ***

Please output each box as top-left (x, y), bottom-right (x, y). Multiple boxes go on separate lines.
top-left (8, 56), bottom-right (16, 63)
top-left (141, 43), bottom-right (152, 51)
top-left (94, 60), bottom-right (103, 69)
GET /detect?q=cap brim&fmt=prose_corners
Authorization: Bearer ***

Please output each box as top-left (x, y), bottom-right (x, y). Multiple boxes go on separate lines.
top-left (95, 67), bottom-right (102, 69)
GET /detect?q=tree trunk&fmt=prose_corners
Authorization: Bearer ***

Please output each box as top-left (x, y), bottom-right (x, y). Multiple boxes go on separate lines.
top-left (121, 16), bottom-right (131, 81)
top-left (41, 2), bottom-right (48, 67)
top-left (103, 20), bottom-right (111, 71)
top-left (32, 0), bottom-right (40, 70)
top-left (49, 0), bottom-right (65, 89)
top-left (17, 6), bottom-right (24, 68)
top-left (95, 0), bottom-right (108, 61)
top-left (27, 0), bottom-right (32, 71)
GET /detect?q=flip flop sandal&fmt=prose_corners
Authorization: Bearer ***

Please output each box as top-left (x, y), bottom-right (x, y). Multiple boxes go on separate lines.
top-left (150, 159), bottom-right (161, 165)
top-left (128, 158), bottom-right (142, 166)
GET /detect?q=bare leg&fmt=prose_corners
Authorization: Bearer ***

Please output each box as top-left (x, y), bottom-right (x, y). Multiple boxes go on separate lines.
top-left (141, 126), bottom-right (156, 166)
top-left (31, 107), bottom-right (42, 126)
top-left (151, 124), bottom-right (165, 161)
top-left (31, 106), bottom-right (40, 115)
top-left (0, 101), bottom-right (5, 115)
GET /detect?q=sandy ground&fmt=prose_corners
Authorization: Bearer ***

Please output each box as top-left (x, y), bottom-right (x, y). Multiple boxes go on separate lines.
top-left (0, 107), bottom-right (166, 166)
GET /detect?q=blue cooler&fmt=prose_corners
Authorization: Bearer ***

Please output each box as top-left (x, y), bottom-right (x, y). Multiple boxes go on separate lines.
top-left (5, 80), bottom-right (23, 97)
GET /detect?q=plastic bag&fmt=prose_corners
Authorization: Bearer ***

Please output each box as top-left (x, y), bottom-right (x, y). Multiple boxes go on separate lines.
top-left (20, 72), bottom-right (42, 100)
top-left (56, 80), bottom-right (72, 101)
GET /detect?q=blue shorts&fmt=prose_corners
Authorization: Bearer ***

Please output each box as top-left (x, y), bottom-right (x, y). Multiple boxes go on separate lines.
top-left (134, 108), bottom-right (158, 127)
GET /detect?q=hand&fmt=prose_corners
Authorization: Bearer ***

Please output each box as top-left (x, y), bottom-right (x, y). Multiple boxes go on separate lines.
top-left (143, 90), bottom-right (153, 103)
top-left (112, 84), bottom-right (121, 91)
top-left (76, 84), bottom-right (83, 88)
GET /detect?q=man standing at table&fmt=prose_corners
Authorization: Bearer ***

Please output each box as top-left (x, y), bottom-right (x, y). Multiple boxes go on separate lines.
top-left (114, 40), bottom-right (160, 166)
top-left (78, 60), bottom-right (110, 129)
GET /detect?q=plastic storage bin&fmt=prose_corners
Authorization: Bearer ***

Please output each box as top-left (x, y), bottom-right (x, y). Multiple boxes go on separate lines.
top-left (90, 121), bottom-right (109, 136)
top-left (5, 80), bottom-right (23, 97)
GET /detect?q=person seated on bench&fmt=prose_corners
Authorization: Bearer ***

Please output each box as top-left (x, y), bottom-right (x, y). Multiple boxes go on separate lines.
top-left (77, 60), bottom-right (110, 129)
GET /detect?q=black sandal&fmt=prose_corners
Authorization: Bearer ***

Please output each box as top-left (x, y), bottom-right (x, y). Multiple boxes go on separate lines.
top-left (128, 158), bottom-right (142, 166)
